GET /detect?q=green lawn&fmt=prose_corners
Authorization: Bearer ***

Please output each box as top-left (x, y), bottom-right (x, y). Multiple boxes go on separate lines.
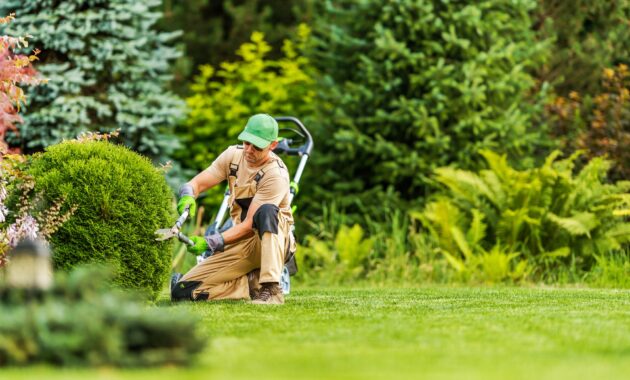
top-left (4, 286), bottom-right (630, 380)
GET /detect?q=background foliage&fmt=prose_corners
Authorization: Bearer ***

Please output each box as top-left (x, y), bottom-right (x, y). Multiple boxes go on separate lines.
top-left (157, 0), bottom-right (314, 95)
top-left (0, 0), bottom-right (184, 164)
top-left (415, 150), bottom-right (630, 282)
top-left (3, 0), bottom-right (629, 288)
top-left (547, 65), bottom-right (630, 182)
top-left (534, 0), bottom-right (630, 96)
top-left (302, 0), bottom-right (550, 222)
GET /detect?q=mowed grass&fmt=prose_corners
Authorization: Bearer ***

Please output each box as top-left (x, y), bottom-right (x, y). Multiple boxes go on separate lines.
top-left (4, 286), bottom-right (630, 380)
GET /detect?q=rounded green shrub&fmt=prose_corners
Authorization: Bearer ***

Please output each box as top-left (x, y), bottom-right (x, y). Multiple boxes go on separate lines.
top-left (27, 141), bottom-right (176, 299)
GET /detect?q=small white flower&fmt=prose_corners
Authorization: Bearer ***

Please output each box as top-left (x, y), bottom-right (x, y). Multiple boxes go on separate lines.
top-left (6, 215), bottom-right (40, 247)
top-left (6, 223), bottom-right (19, 247)
top-left (21, 215), bottom-right (39, 241)
top-left (0, 205), bottom-right (7, 223)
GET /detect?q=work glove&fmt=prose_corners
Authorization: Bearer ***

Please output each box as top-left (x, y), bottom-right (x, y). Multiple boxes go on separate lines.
top-left (177, 183), bottom-right (196, 217)
top-left (186, 233), bottom-right (225, 255)
top-left (177, 196), bottom-right (196, 218)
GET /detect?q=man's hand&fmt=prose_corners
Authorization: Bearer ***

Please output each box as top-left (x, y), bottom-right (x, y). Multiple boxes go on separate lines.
top-left (187, 236), bottom-right (208, 254)
top-left (177, 195), bottom-right (196, 217)
top-left (186, 233), bottom-right (225, 255)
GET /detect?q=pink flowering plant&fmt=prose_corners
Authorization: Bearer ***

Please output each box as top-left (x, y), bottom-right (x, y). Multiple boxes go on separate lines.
top-left (0, 14), bottom-right (70, 266)
top-left (0, 13), bottom-right (45, 154)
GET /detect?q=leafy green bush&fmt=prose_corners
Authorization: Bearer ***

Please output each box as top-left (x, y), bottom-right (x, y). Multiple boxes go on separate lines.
top-left (297, 224), bottom-right (373, 284)
top-left (27, 140), bottom-right (175, 299)
top-left (0, 266), bottom-right (205, 367)
top-left (413, 150), bottom-right (630, 282)
top-left (295, 205), bottom-right (449, 285)
top-left (305, 0), bottom-right (550, 221)
top-left (179, 26), bottom-right (315, 173)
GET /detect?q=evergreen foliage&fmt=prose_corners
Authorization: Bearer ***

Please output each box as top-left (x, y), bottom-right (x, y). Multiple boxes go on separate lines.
top-left (0, 266), bottom-right (205, 366)
top-left (158, 0), bottom-right (315, 95)
top-left (306, 0), bottom-right (549, 220)
top-left (0, 0), bottom-right (184, 162)
top-left (26, 140), bottom-right (175, 299)
top-left (535, 0), bottom-right (630, 96)
top-left (179, 26), bottom-right (315, 177)
top-left (413, 150), bottom-right (630, 282)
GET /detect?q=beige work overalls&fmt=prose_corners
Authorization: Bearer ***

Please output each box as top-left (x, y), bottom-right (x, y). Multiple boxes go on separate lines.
top-left (178, 148), bottom-right (295, 301)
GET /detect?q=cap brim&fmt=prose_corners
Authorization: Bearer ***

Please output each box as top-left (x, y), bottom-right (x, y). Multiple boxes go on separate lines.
top-left (238, 131), bottom-right (271, 149)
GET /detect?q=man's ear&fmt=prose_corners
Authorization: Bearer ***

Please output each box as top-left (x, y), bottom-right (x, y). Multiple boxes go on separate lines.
top-left (269, 141), bottom-right (279, 150)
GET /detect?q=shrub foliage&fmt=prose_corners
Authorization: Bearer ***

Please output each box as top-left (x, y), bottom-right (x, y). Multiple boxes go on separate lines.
top-left (0, 0), bottom-right (184, 162)
top-left (27, 140), bottom-right (175, 299)
top-left (413, 150), bottom-right (630, 282)
top-left (179, 26), bottom-right (315, 173)
top-left (547, 65), bottom-right (630, 181)
top-left (306, 0), bottom-right (549, 220)
top-left (0, 266), bottom-right (205, 367)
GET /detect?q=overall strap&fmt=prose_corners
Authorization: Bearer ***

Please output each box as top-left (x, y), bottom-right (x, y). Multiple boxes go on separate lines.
top-left (254, 158), bottom-right (286, 187)
top-left (229, 145), bottom-right (244, 178)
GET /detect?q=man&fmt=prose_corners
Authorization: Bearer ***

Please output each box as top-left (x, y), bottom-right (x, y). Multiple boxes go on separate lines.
top-left (171, 114), bottom-right (295, 305)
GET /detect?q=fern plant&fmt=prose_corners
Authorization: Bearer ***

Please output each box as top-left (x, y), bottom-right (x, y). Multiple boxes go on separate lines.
top-left (413, 150), bottom-right (630, 281)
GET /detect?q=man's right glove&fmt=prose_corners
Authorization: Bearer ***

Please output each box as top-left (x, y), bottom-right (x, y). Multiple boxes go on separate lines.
top-left (178, 184), bottom-right (196, 217)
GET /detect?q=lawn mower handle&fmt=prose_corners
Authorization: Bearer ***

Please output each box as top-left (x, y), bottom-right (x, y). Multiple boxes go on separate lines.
top-left (274, 116), bottom-right (313, 156)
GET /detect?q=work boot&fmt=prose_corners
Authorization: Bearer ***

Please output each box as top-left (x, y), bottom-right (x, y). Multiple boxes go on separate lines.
top-left (252, 282), bottom-right (284, 305)
top-left (248, 269), bottom-right (261, 300)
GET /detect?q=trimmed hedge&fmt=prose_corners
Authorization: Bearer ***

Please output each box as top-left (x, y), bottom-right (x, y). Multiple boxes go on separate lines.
top-left (27, 141), bottom-right (175, 299)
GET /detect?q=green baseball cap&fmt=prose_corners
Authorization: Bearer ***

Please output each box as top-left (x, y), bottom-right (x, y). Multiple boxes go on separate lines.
top-left (238, 114), bottom-right (278, 149)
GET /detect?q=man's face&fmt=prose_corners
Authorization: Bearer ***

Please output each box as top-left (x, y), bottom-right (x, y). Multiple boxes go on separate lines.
top-left (243, 141), bottom-right (278, 166)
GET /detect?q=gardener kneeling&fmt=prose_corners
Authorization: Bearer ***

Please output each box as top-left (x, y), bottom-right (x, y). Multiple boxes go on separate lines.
top-left (172, 114), bottom-right (294, 305)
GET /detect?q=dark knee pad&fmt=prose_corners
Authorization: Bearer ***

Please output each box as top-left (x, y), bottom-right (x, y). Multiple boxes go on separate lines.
top-left (171, 280), bottom-right (204, 302)
top-left (253, 204), bottom-right (280, 238)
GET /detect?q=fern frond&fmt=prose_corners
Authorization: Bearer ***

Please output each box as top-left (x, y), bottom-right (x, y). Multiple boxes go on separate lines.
top-left (541, 247), bottom-right (570, 258)
top-left (467, 209), bottom-right (487, 246)
top-left (546, 212), bottom-right (599, 237)
top-left (450, 225), bottom-right (473, 260)
top-left (435, 167), bottom-right (493, 204)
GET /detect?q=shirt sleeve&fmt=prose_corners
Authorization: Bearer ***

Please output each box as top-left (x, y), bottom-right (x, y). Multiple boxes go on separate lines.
top-left (251, 169), bottom-right (289, 208)
top-left (203, 146), bottom-right (236, 183)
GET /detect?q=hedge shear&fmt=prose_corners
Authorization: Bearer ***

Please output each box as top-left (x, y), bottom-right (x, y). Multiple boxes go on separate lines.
top-left (154, 204), bottom-right (194, 246)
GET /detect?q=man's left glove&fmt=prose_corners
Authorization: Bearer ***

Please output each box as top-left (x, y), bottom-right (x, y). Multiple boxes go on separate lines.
top-left (178, 183), bottom-right (196, 217)
top-left (187, 233), bottom-right (225, 255)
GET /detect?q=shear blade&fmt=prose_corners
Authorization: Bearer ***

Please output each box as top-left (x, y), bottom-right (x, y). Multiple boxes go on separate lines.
top-left (155, 228), bottom-right (176, 241)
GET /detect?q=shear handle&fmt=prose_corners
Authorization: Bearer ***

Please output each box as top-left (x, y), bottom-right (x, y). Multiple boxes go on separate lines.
top-left (175, 204), bottom-right (190, 229)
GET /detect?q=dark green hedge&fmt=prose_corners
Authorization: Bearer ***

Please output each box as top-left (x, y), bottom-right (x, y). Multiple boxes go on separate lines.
top-left (27, 141), bottom-right (175, 299)
top-left (0, 266), bottom-right (206, 367)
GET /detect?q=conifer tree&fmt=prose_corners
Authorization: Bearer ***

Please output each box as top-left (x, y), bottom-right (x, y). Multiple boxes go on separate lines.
top-left (0, 0), bottom-right (183, 162)
top-left (307, 0), bottom-right (549, 220)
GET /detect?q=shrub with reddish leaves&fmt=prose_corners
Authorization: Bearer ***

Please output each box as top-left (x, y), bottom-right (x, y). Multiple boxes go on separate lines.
top-left (0, 13), bottom-right (44, 154)
top-left (547, 64), bottom-right (630, 181)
